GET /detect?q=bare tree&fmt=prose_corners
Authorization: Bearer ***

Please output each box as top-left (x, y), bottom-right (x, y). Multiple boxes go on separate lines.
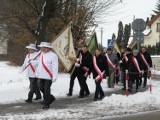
top-left (0, 0), bottom-right (123, 64)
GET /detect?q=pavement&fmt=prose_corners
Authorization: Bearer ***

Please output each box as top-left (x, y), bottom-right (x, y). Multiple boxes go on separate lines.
top-left (0, 85), bottom-right (159, 120)
top-left (105, 110), bottom-right (160, 120)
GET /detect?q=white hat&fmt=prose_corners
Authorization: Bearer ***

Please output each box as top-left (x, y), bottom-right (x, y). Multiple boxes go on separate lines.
top-left (38, 42), bottom-right (52, 48)
top-left (26, 43), bottom-right (37, 50)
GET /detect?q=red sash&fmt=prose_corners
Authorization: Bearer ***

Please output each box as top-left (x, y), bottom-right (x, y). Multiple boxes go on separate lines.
top-left (92, 56), bottom-right (105, 80)
top-left (105, 53), bottom-right (116, 70)
top-left (42, 54), bottom-right (52, 79)
top-left (28, 54), bottom-right (35, 73)
top-left (122, 54), bottom-right (128, 63)
top-left (132, 56), bottom-right (141, 74)
top-left (140, 53), bottom-right (149, 70)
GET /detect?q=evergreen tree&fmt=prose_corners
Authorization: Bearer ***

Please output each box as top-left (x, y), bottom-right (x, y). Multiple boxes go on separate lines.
top-left (146, 17), bottom-right (150, 24)
top-left (116, 21), bottom-right (123, 49)
top-left (123, 23), bottom-right (131, 48)
top-left (112, 33), bottom-right (116, 40)
top-left (152, 0), bottom-right (160, 15)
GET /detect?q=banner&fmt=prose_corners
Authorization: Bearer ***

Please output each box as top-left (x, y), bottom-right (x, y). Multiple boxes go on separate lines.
top-left (51, 23), bottom-right (76, 71)
top-left (88, 32), bottom-right (98, 54)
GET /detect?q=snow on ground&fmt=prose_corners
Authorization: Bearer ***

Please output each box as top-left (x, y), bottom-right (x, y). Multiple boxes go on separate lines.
top-left (1, 61), bottom-right (160, 119)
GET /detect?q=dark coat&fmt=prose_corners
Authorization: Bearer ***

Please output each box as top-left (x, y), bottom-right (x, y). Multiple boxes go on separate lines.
top-left (128, 55), bottom-right (141, 79)
top-left (141, 51), bottom-right (152, 70)
top-left (78, 50), bottom-right (92, 75)
top-left (120, 52), bottom-right (127, 71)
top-left (89, 54), bottom-right (109, 79)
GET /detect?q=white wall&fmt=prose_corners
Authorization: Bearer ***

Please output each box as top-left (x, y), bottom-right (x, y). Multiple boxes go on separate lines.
top-left (144, 17), bottom-right (160, 46)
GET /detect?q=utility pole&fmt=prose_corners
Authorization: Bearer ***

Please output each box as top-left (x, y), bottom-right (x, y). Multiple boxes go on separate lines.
top-left (101, 27), bottom-right (103, 47)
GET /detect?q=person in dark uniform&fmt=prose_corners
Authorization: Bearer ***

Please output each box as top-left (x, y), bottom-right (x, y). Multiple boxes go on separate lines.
top-left (66, 48), bottom-right (82, 96)
top-left (113, 48), bottom-right (121, 85)
top-left (88, 48), bottom-right (109, 101)
top-left (77, 44), bottom-right (92, 98)
top-left (120, 48), bottom-right (128, 90)
top-left (128, 50), bottom-right (142, 92)
top-left (140, 47), bottom-right (152, 88)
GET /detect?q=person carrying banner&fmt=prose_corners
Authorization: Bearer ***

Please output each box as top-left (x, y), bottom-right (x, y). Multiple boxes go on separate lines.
top-left (75, 44), bottom-right (92, 98)
top-left (66, 48), bottom-right (82, 96)
top-left (105, 48), bottom-right (119, 88)
top-left (21, 43), bottom-right (41, 103)
top-left (88, 48), bottom-right (109, 101)
top-left (36, 42), bottom-right (58, 109)
top-left (128, 50), bottom-right (142, 92)
top-left (140, 47), bottom-right (152, 88)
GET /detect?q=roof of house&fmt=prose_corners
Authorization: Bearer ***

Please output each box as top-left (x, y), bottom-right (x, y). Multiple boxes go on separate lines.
top-left (147, 13), bottom-right (160, 26)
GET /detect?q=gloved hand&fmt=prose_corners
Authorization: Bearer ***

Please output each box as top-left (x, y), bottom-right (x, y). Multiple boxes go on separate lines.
top-left (106, 76), bottom-right (109, 80)
top-left (141, 70), bottom-right (144, 75)
top-left (52, 79), bottom-right (56, 83)
top-left (75, 63), bottom-right (80, 67)
top-left (119, 60), bottom-right (122, 63)
top-left (83, 73), bottom-right (88, 78)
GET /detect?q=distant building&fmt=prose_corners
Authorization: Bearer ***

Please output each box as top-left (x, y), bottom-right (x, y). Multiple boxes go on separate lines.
top-left (128, 13), bottom-right (160, 48)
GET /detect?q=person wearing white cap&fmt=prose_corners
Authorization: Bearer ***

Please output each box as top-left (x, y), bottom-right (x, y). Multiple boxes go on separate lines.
top-left (36, 42), bottom-right (58, 109)
top-left (21, 43), bottom-right (42, 103)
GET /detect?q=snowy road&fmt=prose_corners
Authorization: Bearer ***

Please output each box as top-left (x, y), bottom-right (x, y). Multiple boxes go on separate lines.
top-left (1, 61), bottom-right (160, 120)
top-left (0, 86), bottom-right (156, 120)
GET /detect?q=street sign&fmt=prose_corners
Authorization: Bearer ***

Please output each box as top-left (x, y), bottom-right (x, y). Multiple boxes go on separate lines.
top-left (132, 19), bottom-right (146, 32)
top-left (107, 39), bottom-right (114, 48)
top-left (133, 32), bottom-right (144, 44)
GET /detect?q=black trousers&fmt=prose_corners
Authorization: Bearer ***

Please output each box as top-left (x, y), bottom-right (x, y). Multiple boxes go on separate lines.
top-left (122, 70), bottom-right (126, 89)
top-left (94, 79), bottom-right (104, 99)
top-left (114, 69), bottom-right (120, 84)
top-left (128, 75), bottom-right (139, 90)
top-left (68, 70), bottom-right (81, 95)
top-left (28, 78), bottom-right (41, 100)
top-left (142, 71), bottom-right (148, 87)
top-left (79, 75), bottom-right (90, 97)
top-left (39, 79), bottom-right (55, 106)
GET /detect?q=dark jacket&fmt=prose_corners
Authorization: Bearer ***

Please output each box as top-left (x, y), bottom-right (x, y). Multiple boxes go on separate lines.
top-left (120, 52), bottom-right (127, 71)
top-left (141, 51), bottom-right (152, 70)
top-left (78, 50), bottom-right (92, 75)
top-left (89, 54), bottom-right (109, 79)
top-left (128, 54), bottom-right (141, 78)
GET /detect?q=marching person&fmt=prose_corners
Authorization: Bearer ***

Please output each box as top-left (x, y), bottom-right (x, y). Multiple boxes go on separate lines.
top-left (113, 48), bottom-right (121, 85)
top-left (120, 48), bottom-right (128, 90)
top-left (88, 48), bottom-right (109, 101)
top-left (36, 42), bottom-right (58, 109)
top-left (140, 47), bottom-right (152, 88)
top-left (76, 44), bottom-right (92, 98)
top-left (66, 48), bottom-right (82, 96)
top-left (21, 43), bottom-right (41, 103)
top-left (105, 48), bottom-right (119, 88)
top-left (128, 50), bottom-right (142, 92)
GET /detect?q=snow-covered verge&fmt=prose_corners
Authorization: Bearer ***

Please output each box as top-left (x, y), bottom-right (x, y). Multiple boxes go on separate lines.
top-left (0, 61), bottom-right (160, 120)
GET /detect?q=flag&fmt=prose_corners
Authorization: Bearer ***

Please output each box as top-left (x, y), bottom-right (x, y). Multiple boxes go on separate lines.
top-left (51, 23), bottom-right (76, 72)
top-left (88, 32), bottom-right (98, 54)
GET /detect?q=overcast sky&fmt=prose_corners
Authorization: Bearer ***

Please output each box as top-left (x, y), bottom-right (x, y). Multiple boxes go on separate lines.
top-left (96, 0), bottom-right (157, 47)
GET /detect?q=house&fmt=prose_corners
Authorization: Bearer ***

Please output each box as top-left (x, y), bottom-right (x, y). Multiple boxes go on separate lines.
top-left (128, 13), bottom-right (160, 48)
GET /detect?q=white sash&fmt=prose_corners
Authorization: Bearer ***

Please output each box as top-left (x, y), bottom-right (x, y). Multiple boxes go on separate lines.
top-left (92, 56), bottom-right (105, 80)
top-left (132, 56), bottom-right (141, 74)
top-left (140, 53), bottom-right (149, 70)
top-left (105, 53), bottom-right (116, 70)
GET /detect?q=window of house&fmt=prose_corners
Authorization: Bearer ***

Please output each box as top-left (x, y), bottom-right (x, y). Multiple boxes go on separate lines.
top-left (157, 23), bottom-right (160, 32)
